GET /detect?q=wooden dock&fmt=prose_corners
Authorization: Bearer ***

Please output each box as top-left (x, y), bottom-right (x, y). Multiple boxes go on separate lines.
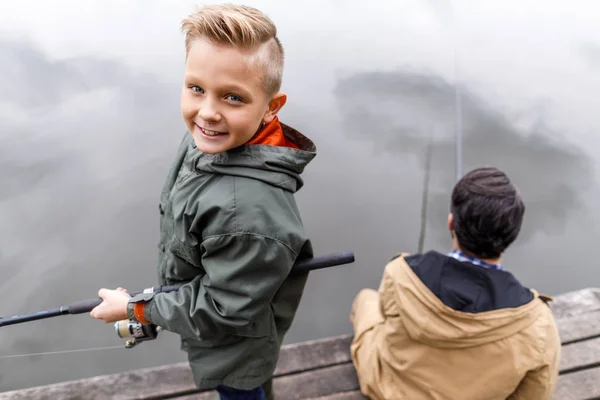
top-left (2, 287), bottom-right (600, 400)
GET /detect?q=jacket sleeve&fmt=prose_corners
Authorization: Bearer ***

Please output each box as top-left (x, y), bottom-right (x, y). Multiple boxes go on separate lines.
top-left (129, 232), bottom-right (299, 340)
top-left (508, 315), bottom-right (561, 400)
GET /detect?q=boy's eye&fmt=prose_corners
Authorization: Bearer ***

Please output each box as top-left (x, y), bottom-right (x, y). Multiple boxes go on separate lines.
top-left (190, 85), bottom-right (204, 93)
top-left (226, 94), bottom-right (243, 103)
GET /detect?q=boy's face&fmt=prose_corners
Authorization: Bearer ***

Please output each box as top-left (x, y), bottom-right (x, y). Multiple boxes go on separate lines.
top-left (181, 39), bottom-right (286, 154)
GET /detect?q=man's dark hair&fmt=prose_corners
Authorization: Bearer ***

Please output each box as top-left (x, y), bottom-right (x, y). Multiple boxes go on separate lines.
top-left (450, 166), bottom-right (525, 259)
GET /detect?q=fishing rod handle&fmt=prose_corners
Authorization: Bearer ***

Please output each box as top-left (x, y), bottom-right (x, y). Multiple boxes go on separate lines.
top-left (68, 298), bottom-right (104, 314)
top-left (293, 251), bottom-right (355, 271)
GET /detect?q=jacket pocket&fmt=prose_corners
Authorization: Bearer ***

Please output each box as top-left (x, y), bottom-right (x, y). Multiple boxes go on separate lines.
top-left (223, 307), bottom-right (274, 338)
top-left (164, 239), bottom-right (203, 282)
top-left (169, 238), bottom-right (202, 266)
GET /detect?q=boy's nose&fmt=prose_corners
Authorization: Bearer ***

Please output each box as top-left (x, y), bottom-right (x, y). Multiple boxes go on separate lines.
top-left (197, 104), bottom-right (221, 122)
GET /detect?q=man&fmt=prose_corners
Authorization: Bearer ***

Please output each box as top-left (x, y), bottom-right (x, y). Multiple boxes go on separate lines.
top-left (350, 166), bottom-right (560, 400)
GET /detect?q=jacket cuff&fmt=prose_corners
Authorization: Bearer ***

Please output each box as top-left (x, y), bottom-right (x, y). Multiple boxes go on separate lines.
top-left (126, 301), bottom-right (136, 321)
top-left (127, 292), bottom-right (157, 323)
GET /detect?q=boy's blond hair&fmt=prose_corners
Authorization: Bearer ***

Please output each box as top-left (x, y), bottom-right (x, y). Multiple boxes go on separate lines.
top-left (181, 4), bottom-right (284, 97)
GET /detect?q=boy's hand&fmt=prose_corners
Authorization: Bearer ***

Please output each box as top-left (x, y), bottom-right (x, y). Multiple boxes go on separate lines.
top-left (90, 287), bottom-right (130, 323)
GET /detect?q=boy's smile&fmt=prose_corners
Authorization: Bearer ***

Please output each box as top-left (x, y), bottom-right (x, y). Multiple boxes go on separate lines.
top-left (181, 38), bottom-right (285, 154)
top-left (197, 126), bottom-right (227, 137)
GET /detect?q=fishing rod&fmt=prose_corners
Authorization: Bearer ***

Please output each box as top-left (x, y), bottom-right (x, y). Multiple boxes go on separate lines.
top-left (0, 251), bottom-right (354, 348)
top-left (417, 134), bottom-right (435, 254)
top-left (416, 0), bottom-right (464, 252)
top-left (450, 0), bottom-right (464, 182)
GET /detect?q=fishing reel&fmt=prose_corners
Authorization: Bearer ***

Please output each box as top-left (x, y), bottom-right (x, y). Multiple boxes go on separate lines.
top-left (114, 319), bottom-right (162, 349)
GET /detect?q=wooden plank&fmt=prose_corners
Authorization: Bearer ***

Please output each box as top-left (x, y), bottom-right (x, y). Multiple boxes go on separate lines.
top-left (157, 392), bottom-right (214, 400)
top-left (550, 288), bottom-right (600, 319)
top-left (138, 364), bottom-right (363, 400)
top-left (0, 364), bottom-right (201, 400)
top-left (558, 310), bottom-right (600, 345)
top-left (561, 337), bottom-right (600, 374)
top-left (274, 335), bottom-right (353, 376)
top-left (304, 391), bottom-right (367, 400)
top-left (273, 364), bottom-right (359, 400)
top-left (554, 367), bottom-right (600, 400)
top-left (171, 395), bottom-right (213, 400)
top-left (175, 390), bottom-right (367, 400)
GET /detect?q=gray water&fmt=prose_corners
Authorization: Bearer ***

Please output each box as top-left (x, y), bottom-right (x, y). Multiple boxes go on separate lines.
top-left (1, 0), bottom-right (599, 392)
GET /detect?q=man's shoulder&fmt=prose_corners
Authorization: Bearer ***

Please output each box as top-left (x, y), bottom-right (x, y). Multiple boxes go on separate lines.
top-left (531, 296), bottom-right (562, 360)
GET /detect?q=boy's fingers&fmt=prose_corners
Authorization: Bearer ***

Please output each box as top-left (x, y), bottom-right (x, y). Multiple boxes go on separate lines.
top-left (98, 288), bottom-right (108, 298)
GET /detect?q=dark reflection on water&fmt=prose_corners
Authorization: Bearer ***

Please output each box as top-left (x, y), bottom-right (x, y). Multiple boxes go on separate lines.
top-left (334, 69), bottom-right (593, 248)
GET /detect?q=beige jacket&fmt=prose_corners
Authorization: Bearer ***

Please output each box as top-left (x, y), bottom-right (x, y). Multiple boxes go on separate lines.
top-left (350, 253), bottom-right (561, 400)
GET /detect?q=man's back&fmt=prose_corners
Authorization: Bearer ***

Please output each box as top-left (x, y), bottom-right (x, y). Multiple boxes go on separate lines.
top-left (350, 251), bottom-right (560, 400)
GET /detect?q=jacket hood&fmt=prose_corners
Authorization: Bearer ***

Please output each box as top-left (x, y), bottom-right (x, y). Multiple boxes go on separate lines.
top-left (382, 251), bottom-right (545, 349)
top-left (193, 122), bottom-right (317, 193)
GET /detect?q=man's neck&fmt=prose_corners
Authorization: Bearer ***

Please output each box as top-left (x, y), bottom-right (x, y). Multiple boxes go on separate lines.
top-left (451, 243), bottom-right (502, 266)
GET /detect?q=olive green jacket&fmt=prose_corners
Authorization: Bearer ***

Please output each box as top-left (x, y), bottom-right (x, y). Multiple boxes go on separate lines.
top-left (128, 124), bottom-right (316, 390)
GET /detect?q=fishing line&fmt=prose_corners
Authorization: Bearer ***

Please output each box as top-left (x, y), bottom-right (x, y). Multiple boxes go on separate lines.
top-left (0, 345), bottom-right (124, 360)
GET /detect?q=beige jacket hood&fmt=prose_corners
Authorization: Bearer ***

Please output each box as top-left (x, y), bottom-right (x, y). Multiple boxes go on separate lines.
top-left (388, 256), bottom-right (545, 349)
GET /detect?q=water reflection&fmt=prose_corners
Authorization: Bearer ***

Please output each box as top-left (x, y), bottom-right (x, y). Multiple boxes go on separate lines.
top-left (334, 69), bottom-right (593, 247)
top-left (0, 37), bottom-right (188, 391)
top-left (581, 42), bottom-right (600, 70)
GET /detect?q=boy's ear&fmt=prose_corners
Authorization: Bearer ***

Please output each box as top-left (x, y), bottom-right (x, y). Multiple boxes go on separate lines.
top-left (262, 92), bottom-right (287, 123)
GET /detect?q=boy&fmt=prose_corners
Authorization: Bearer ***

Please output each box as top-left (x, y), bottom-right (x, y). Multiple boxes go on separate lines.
top-left (350, 167), bottom-right (561, 400)
top-left (90, 4), bottom-right (317, 400)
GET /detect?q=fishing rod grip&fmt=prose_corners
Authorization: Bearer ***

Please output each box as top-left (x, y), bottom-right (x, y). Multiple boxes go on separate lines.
top-left (68, 298), bottom-right (103, 314)
top-left (292, 251), bottom-right (355, 272)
